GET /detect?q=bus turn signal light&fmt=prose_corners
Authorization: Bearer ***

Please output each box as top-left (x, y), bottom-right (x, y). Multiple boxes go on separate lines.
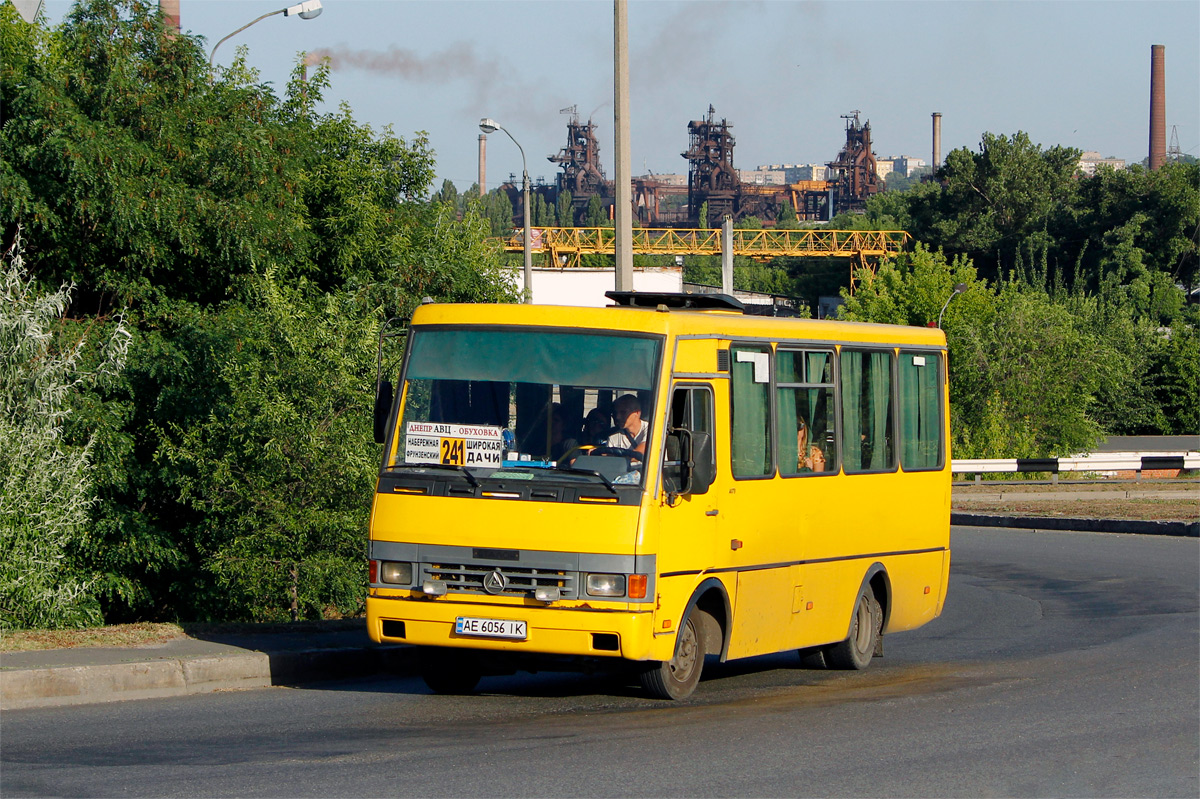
top-left (628, 574), bottom-right (648, 599)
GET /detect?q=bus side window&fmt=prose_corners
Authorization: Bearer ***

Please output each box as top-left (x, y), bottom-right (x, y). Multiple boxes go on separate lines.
top-left (776, 349), bottom-right (837, 476)
top-left (840, 349), bottom-right (896, 473)
top-left (731, 346), bottom-right (772, 477)
top-left (665, 384), bottom-right (715, 494)
top-left (899, 351), bottom-right (944, 470)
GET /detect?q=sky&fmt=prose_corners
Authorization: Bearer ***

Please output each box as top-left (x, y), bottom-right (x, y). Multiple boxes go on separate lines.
top-left (37, 0), bottom-right (1200, 194)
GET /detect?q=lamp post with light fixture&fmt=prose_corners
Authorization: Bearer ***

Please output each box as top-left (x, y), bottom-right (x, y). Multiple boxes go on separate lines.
top-left (479, 118), bottom-right (533, 303)
top-left (937, 283), bottom-right (968, 328)
top-left (209, 1), bottom-right (323, 72)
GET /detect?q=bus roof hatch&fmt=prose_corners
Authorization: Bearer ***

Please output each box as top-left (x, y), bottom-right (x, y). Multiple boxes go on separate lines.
top-left (605, 291), bottom-right (745, 312)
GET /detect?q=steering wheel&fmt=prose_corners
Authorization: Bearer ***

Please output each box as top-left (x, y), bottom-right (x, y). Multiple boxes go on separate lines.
top-left (592, 445), bottom-right (644, 464)
top-left (556, 444), bottom-right (596, 468)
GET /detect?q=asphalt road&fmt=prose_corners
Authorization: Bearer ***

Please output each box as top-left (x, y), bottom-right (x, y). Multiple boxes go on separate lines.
top-left (3, 526), bottom-right (1197, 798)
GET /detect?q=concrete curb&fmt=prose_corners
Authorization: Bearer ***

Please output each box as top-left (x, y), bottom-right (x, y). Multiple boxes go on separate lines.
top-left (951, 512), bottom-right (1199, 537)
top-left (1, 646), bottom-right (420, 711)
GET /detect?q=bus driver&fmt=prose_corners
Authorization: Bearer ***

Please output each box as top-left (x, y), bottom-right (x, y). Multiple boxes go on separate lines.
top-left (606, 394), bottom-right (648, 456)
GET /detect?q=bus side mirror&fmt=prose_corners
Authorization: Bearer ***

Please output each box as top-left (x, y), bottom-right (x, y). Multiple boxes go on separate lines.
top-left (663, 429), bottom-right (715, 497)
top-left (373, 380), bottom-right (393, 444)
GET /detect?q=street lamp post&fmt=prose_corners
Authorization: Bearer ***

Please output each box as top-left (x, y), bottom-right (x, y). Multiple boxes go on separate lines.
top-left (209, 0), bottom-right (323, 72)
top-left (937, 283), bottom-right (968, 328)
top-left (480, 118), bottom-right (533, 304)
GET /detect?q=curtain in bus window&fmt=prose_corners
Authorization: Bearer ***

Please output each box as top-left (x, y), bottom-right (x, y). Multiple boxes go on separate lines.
top-left (841, 350), bottom-right (895, 472)
top-left (841, 351), bottom-right (863, 471)
top-left (732, 347), bottom-right (771, 476)
top-left (900, 352), bottom-right (942, 469)
top-left (869, 351), bottom-right (893, 470)
top-left (775, 351), bottom-right (800, 474)
top-left (805, 351), bottom-right (833, 463)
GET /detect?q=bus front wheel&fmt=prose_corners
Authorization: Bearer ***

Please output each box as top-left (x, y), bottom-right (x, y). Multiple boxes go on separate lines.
top-left (639, 610), bottom-right (709, 700)
top-left (823, 588), bottom-right (882, 670)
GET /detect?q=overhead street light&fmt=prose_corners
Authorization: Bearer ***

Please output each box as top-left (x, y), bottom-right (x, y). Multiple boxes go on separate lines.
top-left (480, 118), bottom-right (533, 304)
top-left (209, 1), bottom-right (323, 72)
top-left (937, 283), bottom-right (969, 328)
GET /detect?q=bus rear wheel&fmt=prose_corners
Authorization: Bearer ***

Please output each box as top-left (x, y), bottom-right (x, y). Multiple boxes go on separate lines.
top-left (639, 610), bottom-right (709, 700)
top-left (420, 648), bottom-right (482, 695)
top-left (823, 588), bottom-right (882, 670)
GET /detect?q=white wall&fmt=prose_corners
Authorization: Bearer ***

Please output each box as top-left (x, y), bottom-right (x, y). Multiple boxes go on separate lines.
top-left (507, 266), bottom-right (684, 307)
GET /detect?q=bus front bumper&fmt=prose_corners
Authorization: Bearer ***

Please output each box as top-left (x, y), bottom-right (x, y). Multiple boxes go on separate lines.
top-left (367, 595), bottom-right (658, 661)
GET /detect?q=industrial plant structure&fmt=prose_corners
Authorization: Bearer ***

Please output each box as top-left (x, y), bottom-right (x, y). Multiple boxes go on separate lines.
top-left (501, 106), bottom-right (888, 229)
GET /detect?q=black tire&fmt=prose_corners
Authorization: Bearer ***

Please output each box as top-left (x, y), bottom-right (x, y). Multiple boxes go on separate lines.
top-left (420, 649), bottom-right (482, 695)
top-left (639, 610), bottom-right (708, 700)
top-left (823, 588), bottom-right (882, 671)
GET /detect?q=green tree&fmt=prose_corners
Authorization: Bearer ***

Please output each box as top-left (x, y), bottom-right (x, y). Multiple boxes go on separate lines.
top-left (840, 246), bottom-right (1103, 458)
top-left (776, 201), bottom-right (800, 230)
top-left (556, 190), bottom-right (574, 227)
top-left (2, 0), bottom-right (517, 625)
top-left (895, 132), bottom-right (1080, 282)
top-left (585, 194), bottom-right (606, 227)
top-left (431, 179), bottom-right (459, 208)
top-left (161, 275), bottom-right (378, 621)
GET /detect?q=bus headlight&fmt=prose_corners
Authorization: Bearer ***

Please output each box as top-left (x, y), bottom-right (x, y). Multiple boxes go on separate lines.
top-left (586, 573), bottom-right (626, 597)
top-left (380, 561), bottom-right (413, 585)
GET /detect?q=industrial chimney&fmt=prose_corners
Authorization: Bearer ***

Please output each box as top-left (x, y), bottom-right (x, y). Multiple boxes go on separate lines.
top-left (478, 134), bottom-right (487, 196)
top-left (931, 112), bottom-right (942, 171)
top-left (1149, 45), bottom-right (1166, 170)
top-left (160, 0), bottom-right (180, 35)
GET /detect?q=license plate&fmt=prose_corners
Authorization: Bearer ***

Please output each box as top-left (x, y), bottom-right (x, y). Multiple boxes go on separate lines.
top-left (455, 616), bottom-right (528, 640)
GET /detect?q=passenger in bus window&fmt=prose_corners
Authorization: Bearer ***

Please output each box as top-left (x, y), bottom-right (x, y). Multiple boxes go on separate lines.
top-left (582, 407), bottom-right (613, 447)
top-left (808, 445), bottom-right (826, 472)
top-left (549, 403), bottom-right (578, 461)
top-left (607, 394), bottom-right (649, 454)
top-left (796, 417), bottom-right (826, 472)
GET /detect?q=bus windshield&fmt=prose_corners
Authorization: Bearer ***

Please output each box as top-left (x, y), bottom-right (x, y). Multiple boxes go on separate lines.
top-left (390, 327), bottom-right (663, 485)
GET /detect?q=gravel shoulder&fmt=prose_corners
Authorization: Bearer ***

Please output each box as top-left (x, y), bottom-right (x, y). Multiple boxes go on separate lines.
top-left (951, 479), bottom-right (1198, 522)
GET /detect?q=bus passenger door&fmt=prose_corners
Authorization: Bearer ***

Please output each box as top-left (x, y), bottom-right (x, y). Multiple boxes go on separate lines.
top-left (653, 384), bottom-right (720, 635)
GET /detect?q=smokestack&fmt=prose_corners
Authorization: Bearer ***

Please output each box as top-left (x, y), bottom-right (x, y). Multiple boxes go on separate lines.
top-left (931, 112), bottom-right (942, 171)
top-left (160, 0), bottom-right (180, 35)
top-left (1149, 45), bottom-right (1166, 170)
top-left (478, 134), bottom-right (486, 196)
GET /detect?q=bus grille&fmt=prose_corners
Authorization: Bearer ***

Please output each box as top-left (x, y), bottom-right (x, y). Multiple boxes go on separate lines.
top-left (424, 563), bottom-right (578, 599)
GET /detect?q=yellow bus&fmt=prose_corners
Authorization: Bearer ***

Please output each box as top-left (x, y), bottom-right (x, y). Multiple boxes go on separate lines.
top-left (367, 292), bottom-right (950, 699)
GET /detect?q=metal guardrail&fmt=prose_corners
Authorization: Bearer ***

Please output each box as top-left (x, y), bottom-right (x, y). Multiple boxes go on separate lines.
top-left (951, 453), bottom-right (1200, 483)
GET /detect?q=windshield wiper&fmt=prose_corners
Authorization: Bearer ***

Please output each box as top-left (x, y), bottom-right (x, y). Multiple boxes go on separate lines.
top-left (554, 467), bottom-right (617, 494)
top-left (386, 462), bottom-right (479, 487)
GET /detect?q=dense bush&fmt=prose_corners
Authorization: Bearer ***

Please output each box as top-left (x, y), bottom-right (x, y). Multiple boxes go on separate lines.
top-left (1, 1), bottom-right (514, 626)
top-left (0, 234), bottom-right (129, 629)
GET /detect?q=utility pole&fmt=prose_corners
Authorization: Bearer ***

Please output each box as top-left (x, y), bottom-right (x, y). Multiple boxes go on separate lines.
top-left (613, 0), bottom-right (634, 292)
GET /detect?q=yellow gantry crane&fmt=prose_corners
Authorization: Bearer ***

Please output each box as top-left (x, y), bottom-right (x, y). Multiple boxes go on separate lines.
top-left (499, 227), bottom-right (910, 286)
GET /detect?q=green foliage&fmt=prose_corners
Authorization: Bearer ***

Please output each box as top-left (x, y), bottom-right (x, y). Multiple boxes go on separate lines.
top-left (585, 194), bottom-right (606, 228)
top-left (468, 189), bottom-right (516, 237)
top-left (776, 201), bottom-right (800, 230)
top-left (160, 274), bottom-right (378, 621)
top-left (1150, 316), bottom-right (1200, 435)
top-left (841, 247), bottom-right (1106, 458)
top-left (1, 233), bottom-right (130, 629)
top-left (1, 0), bottom-right (518, 627)
top-left (556, 190), bottom-right (574, 227)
